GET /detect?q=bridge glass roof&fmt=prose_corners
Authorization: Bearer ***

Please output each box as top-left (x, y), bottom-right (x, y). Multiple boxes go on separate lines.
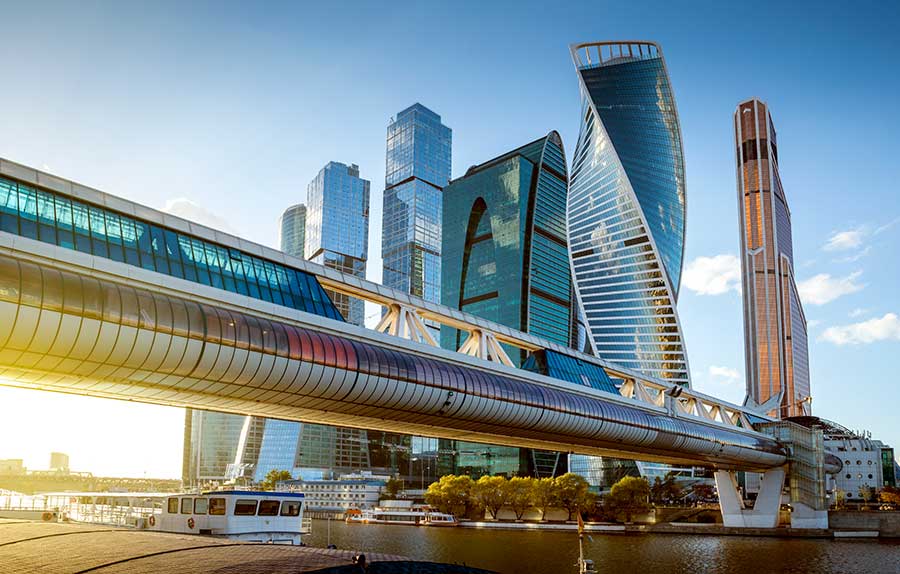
top-left (0, 175), bottom-right (343, 321)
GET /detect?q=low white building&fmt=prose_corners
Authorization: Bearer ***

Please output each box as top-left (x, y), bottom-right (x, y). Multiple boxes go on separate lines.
top-left (277, 472), bottom-right (386, 511)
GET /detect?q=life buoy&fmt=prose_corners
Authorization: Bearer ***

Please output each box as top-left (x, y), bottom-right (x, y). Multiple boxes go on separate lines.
top-left (187, 517), bottom-right (195, 530)
top-left (148, 515), bottom-right (156, 527)
top-left (41, 512), bottom-right (53, 522)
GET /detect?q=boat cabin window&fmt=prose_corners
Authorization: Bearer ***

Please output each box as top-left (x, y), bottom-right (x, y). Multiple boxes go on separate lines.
top-left (194, 498), bottom-right (208, 515)
top-left (209, 498), bottom-right (226, 515)
top-left (181, 498), bottom-right (193, 514)
top-left (234, 499), bottom-right (258, 516)
top-left (258, 500), bottom-right (279, 516)
top-left (280, 501), bottom-right (301, 517)
top-left (167, 498), bottom-right (179, 514)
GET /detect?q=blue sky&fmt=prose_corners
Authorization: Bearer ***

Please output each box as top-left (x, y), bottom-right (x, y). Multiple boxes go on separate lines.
top-left (0, 1), bottom-right (898, 477)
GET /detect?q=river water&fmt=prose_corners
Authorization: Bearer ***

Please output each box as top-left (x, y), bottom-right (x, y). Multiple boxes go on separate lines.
top-left (305, 519), bottom-right (900, 574)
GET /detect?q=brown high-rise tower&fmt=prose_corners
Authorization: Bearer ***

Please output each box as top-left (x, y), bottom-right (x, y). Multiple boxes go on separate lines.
top-left (735, 98), bottom-right (811, 418)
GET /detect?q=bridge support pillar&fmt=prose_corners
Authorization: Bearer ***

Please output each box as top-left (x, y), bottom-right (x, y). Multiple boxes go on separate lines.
top-left (714, 467), bottom-right (784, 528)
top-left (788, 502), bottom-right (829, 529)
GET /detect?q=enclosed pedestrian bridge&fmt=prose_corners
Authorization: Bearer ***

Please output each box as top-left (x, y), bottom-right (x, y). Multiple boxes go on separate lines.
top-left (0, 158), bottom-right (787, 471)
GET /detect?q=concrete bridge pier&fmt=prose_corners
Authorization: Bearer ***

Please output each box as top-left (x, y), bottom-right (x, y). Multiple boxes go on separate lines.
top-left (715, 467), bottom-right (785, 528)
top-left (715, 466), bottom-right (830, 529)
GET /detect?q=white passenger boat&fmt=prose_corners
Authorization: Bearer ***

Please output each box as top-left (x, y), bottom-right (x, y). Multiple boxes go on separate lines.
top-left (345, 507), bottom-right (458, 526)
top-left (41, 490), bottom-right (311, 545)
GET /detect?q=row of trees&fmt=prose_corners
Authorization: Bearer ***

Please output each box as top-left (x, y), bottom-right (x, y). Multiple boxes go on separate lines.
top-left (425, 473), bottom-right (595, 520)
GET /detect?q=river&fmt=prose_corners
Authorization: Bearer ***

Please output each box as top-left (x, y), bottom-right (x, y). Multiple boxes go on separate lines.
top-left (305, 519), bottom-right (900, 573)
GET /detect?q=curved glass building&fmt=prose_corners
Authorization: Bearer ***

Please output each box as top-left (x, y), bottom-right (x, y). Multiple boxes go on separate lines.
top-left (279, 203), bottom-right (307, 259)
top-left (441, 131), bottom-right (573, 363)
top-left (567, 41), bottom-right (690, 385)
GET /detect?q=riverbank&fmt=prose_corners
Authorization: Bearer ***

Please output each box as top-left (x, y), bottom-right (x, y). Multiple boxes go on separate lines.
top-left (306, 518), bottom-right (900, 574)
top-left (458, 512), bottom-right (900, 538)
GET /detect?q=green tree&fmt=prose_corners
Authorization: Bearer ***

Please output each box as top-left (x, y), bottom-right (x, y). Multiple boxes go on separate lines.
top-left (531, 477), bottom-right (559, 521)
top-left (473, 475), bottom-right (508, 519)
top-left (383, 477), bottom-right (404, 499)
top-left (425, 475), bottom-right (475, 516)
top-left (261, 469), bottom-right (293, 491)
top-left (505, 477), bottom-right (535, 520)
top-left (650, 472), bottom-right (683, 505)
top-left (555, 473), bottom-right (593, 521)
top-left (604, 476), bottom-right (650, 523)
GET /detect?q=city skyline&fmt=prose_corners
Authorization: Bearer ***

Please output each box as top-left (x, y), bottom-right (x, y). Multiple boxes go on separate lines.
top-left (0, 1), bottom-right (898, 478)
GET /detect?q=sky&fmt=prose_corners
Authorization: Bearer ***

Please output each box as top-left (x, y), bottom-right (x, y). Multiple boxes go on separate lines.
top-left (0, 1), bottom-right (898, 479)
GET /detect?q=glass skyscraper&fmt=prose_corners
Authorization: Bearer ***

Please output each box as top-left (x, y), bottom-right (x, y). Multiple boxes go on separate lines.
top-left (279, 203), bottom-right (307, 259)
top-left (382, 103), bottom-right (451, 309)
top-left (440, 132), bottom-right (573, 478)
top-left (182, 409), bottom-right (263, 485)
top-left (306, 162), bottom-right (370, 326)
top-left (735, 98), bottom-right (810, 418)
top-left (568, 41), bottom-right (691, 386)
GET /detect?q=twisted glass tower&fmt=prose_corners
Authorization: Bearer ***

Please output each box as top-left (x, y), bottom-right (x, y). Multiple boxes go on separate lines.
top-left (568, 42), bottom-right (690, 385)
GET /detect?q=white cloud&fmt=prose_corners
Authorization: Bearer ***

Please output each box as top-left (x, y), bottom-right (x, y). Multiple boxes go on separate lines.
top-left (849, 308), bottom-right (869, 318)
top-left (820, 313), bottom-right (900, 345)
top-left (163, 198), bottom-right (239, 235)
top-left (682, 254), bottom-right (741, 295)
top-left (806, 319), bottom-right (822, 329)
top-left (833, 245), bottom-right (871, 264)
top-left (824, 227), bottom-right (865, 252)
top-left (797, 271), bottom-right (864, 306)
top-left (708, 365), bottom-right (740, 386)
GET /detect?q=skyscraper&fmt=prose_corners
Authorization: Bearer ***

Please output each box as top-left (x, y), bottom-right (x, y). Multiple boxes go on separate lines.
top-left (735, 98), bottom-right (811, 418)
top-left (440, 131), bottom-right (572, 478)
top-left (279, 203), bottom-right (307, 258)
top-left (182, 409), bottom-right (262, 485)
top-left (382, 103), bottom-right (451, 308)
top-left (441, 131), bottom-right (573, 359)
top-left (305, 162), bottom-right (370, 326)
top-left (567, 41), bottom-right (691, 386)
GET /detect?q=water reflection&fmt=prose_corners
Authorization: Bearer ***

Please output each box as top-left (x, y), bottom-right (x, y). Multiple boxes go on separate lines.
top-left (304, 519), bottom-right (900, 574)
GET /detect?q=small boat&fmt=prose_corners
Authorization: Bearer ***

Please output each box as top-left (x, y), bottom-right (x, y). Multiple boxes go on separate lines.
top-left (346, 508), bottom-right (425, 525)
top-left (423, 512), bottom-right (459, 527)
top-left (345, 506), bottom-right (458, 526)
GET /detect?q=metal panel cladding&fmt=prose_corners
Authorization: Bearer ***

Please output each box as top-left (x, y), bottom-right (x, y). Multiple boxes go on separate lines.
top-left (567, 41), bottom-right (690, 386)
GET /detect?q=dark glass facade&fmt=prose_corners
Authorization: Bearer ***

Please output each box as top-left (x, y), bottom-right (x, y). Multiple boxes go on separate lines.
top-left (735, 98), bottom-right (811, 418)
top-left (440, 132), bottom-right (573, 478)
top-left (441, 132), bottom-right (573, 362)
top-left (0, 176), bottom-right (343, 321)
top-left (568, 41), bottom-right (690, 385)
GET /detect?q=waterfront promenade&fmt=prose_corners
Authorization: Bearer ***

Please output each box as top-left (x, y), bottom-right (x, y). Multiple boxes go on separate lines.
top-left (0, 519), bottom-right (494, 574)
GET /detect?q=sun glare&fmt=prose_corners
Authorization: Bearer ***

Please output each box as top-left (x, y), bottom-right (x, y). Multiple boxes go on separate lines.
top-left (0, 385), bottom-right (184, 479)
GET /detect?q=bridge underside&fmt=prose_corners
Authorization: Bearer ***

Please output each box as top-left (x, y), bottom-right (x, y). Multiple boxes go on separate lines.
top-left (0, 250), bottom-right (787, 471)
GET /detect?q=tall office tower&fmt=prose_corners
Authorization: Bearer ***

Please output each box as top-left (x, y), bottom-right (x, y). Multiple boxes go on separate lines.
top-left (305, 162), bottom-right (370, 326)
top-left (182, 409), bottom-right (262, 485)
top-left (440, 132), bottom-right (572, 478)
top-left (568, 41), bottom-right (691, 386)
top-left (735, 98), bottom-right (810, 418)
top-left (251, 420), bottom-right (375, 482)
top-left (382, 104), bottom-right (452, 308)
top-left (279, 203), bottom-right (307, 258)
